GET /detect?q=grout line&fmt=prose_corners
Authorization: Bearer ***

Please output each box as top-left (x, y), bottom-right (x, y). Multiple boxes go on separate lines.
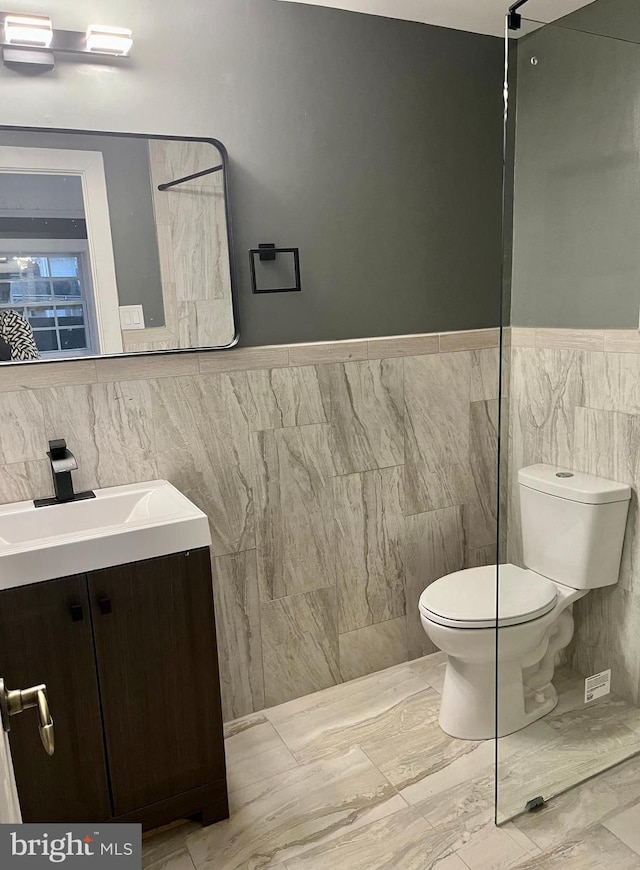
top-left (224, 728), bottom-right (300, 799)
top-left (407, 655), bottom-right (446, 692)
top-left (456, 851), bottom-right (475, 870)
top-left (248, 419), bottom-right (331, 435)
top-left (504, 819), bottom-right (543, 857)
top-left (601, 821), bottom-right (640, 859)
top-left (212, 544), bottom-right (258, 561)
top-left (331, 462), bottom-right (405, 480)
top-left (356, 745), bottom-right (415, 811)
top-left (184, 843), bottom-right (199, 870)
top-left (251, 547), bottom-right (268, 722)
top-left (503, 821), bottom-right (542, 857)
top-left (261, 713), bottom-right (302, 761)
top-left (260, 583), bottom-right (337, 605)
top-left (337, 615), bottom-right (407, 639)
top-left (267, 721), bottom-right (301, 769)
top-left (402, 501), bottom-right (468, 520)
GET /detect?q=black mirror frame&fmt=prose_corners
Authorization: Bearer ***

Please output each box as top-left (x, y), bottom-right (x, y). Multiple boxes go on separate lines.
top-left (0, 124), bottom-right (240, 364)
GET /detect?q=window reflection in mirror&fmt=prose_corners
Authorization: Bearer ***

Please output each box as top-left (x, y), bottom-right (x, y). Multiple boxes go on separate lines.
top-left (0, 252), bottom-right (95, 360)
top-left (0, 170), bottom-right (96, 360)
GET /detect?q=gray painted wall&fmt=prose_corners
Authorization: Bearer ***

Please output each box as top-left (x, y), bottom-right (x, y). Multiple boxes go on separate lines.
top-left (0, 0), bottom-right (503, 347)
top-left (0, 130), bottom-right (165, 327)
top-left (511, 0), bottom-right (640, 328)
top-left (560, 0), bottom-right (640, 42)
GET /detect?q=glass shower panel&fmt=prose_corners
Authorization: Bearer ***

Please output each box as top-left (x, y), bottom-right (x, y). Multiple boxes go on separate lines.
top-left (496, 15), bottom-right (640, 824)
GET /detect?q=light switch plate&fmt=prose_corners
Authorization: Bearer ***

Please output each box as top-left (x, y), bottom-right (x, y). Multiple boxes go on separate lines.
top-left (119, 304), bottom-right (145, 330)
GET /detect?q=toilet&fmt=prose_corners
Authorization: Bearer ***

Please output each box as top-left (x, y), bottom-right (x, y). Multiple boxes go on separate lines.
top-left (419, 464), bottom-right (631, 740)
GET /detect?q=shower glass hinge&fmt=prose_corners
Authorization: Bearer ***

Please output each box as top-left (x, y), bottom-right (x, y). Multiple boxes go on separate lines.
top-left (525, 796), bottom-right (546, 813)
top-left (508, 10), bottom-right (521, 30)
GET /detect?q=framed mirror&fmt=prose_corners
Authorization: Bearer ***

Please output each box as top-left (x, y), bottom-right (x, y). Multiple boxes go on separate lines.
top-left (0, 127), bottom-right (238, 363)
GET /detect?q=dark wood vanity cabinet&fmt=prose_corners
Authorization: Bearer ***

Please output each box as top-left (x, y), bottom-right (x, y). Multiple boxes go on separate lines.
top-left (0, 548), bottom-right (229, 829)
top-left (0, 574), bottom-right (110, 822)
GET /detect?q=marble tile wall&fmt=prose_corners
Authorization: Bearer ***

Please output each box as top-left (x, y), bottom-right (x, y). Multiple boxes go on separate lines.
top-left (508, 327), bottom-right (640, 705)
top-left (0, 328), bottom-right (500, 721)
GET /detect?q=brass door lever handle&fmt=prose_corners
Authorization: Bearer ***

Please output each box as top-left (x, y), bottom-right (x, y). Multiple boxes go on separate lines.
top-left (0, 678), bottom-right (55, 756)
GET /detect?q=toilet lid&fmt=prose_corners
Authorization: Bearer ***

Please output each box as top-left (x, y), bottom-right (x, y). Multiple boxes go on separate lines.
top-left (419, 564), bottom-right (558, 629)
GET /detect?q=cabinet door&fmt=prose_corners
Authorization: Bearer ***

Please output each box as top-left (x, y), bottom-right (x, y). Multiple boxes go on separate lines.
top-left (88, 549), bottom-right (225, 816)
top-left (0, 576), bottom-right (111, 822)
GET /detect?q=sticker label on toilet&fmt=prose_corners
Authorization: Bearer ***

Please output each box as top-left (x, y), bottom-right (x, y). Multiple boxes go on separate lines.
top-left (584, 669), bottom-right (611, 703)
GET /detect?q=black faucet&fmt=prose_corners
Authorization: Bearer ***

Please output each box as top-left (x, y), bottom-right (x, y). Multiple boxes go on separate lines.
top-left (33, 439), bottom-right (96, 508)
top-left (48, 439), bottom-right (77, 502)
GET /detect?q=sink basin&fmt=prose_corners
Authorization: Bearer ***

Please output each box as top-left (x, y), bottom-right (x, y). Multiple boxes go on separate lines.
top-left (0, 480), bottom-right (211, 590)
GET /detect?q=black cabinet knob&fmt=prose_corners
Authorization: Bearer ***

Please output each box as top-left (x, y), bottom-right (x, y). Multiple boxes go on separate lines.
top-left (70, 603), bottom-right (84, 622)
top-left (98, 597), bottom-right (112, 616)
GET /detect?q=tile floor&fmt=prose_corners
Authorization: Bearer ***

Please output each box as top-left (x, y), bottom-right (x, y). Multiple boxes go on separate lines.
top-left (143, 654), bottom-right (640, 869)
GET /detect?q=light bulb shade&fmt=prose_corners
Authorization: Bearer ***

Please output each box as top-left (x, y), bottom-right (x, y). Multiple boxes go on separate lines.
top-left (4, 14), bottom-right (53, 48)
top-left (86, 25), bottom-right (132, 55)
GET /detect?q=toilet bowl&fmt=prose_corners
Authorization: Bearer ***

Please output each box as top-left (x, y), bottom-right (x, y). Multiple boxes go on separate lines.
top-left (419, 465), bottom-right (631, 740)
top-left (420, 565), bottom-right (585, 738)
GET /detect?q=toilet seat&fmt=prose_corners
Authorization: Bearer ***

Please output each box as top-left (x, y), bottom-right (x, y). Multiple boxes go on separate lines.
top-left (419, 564), bottom-right (558, 629)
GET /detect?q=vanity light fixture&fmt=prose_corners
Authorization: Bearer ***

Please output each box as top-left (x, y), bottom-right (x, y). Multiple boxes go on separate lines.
top-left (0, 11), bottom-right (132, 73)
top-left (4, 13), bottom-right (52, 47)
top-left (86, 25), bottom-right (133, 56)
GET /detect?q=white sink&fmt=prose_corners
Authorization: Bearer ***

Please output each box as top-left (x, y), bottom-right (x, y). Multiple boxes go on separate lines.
top-left (0, 480), bottom-right (211, 590)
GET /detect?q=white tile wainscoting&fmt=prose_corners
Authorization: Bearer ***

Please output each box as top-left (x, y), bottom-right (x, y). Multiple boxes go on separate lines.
top-left (7, 324), bottom-right (640, 729)
top-left (0, 328), bottom-right (500, 721)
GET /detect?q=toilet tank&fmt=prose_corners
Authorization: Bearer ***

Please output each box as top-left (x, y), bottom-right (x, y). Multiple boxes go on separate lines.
top-left (518, 464), bottom-right (631, 589)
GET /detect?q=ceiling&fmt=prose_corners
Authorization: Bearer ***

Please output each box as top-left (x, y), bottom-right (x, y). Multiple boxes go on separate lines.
top-left (277, 0), bottom-right (597, 38)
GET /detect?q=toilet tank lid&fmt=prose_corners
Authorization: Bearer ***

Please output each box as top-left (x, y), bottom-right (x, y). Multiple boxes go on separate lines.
top-left (518, 465), bottom-right (631, 505)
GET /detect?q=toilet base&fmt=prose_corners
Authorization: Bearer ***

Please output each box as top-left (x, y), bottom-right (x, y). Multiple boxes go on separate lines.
top-left (438, 657), bottom-right (559, 740)
top-left (422, 588), bottom-right (582, 741)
